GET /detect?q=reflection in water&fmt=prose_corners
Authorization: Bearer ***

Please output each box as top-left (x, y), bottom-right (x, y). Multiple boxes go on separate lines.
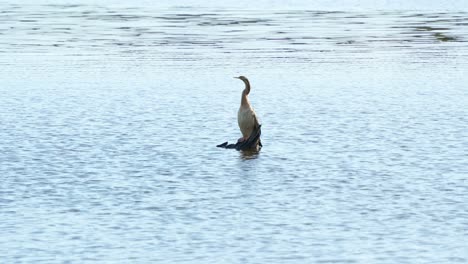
top-left (239, 149), bottom-right (261, 160)
top-left (433, 32), bottom-right (458, 42)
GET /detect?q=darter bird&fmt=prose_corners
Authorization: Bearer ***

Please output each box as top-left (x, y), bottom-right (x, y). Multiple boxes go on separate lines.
top-left (234, 76), bottom-right (260, 143)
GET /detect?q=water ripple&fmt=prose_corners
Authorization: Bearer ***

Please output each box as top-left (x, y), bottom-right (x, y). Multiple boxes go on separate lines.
top-left (1, 3), bottom-right (467, 264)
top-left (0, 5), bottom-right (467, 67)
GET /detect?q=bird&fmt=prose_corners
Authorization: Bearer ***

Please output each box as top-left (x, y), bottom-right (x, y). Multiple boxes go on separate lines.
top-left (234, 76), bottom-right (260, 143)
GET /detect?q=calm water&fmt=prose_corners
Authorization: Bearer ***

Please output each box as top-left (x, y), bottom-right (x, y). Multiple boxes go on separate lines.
top-left (1, 1), bottom-right (467, 263)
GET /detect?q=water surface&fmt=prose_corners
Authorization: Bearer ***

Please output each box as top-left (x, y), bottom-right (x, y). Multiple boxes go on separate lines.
top-left (1, 2), bottom-right (467, 263)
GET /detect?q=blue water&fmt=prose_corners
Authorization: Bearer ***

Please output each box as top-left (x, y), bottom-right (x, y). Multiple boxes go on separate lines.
top-left (1, 1), bottom-right (467, 263)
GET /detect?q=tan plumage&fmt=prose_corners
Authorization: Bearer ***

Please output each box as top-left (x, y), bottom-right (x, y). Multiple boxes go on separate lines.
top-left (235, 76), bottom-right (259, 141)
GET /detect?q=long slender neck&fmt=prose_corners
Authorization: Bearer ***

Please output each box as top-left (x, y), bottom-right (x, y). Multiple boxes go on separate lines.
top-left (241, 79), bottom-right (251, 107)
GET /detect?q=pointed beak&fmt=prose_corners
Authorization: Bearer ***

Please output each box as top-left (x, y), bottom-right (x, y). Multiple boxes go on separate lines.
top-left (234, 77), bottom-right (240, 79)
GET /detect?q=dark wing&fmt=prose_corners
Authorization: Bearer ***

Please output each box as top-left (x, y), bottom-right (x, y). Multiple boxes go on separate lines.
top-left (252, 112), bottom-right (260, 129)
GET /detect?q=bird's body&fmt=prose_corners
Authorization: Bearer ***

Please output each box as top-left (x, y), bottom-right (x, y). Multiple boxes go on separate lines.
top-left (238, 104), bottom-right (258, 139)
top-left (235, 76), bottom-right (260, 142)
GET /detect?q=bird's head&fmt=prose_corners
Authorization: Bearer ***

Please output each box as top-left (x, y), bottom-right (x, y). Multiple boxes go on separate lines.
top-left (234, 76), bottom-right (248, 82)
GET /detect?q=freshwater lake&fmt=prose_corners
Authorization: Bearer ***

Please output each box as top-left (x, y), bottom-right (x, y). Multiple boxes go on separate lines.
top-left (1, 1), bottom-right (467, 263)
